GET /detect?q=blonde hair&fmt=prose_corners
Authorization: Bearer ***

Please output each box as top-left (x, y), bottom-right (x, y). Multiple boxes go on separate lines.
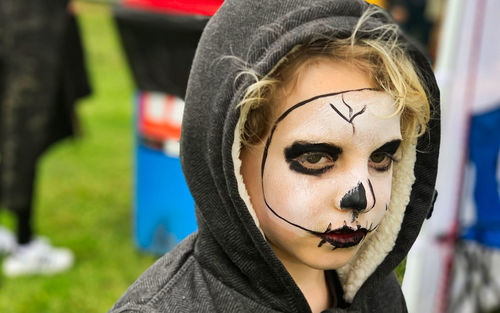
top-left (237, 7), bottom-right (431, 148)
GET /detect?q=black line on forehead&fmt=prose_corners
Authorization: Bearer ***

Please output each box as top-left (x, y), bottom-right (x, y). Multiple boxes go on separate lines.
top-left (260, 87), bottom-right (377, 177)
top-left (329, 94), bottom-right (367, 135)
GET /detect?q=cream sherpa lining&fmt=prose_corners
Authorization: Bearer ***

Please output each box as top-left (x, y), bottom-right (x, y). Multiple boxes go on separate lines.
top-left (232, 121), bottom-right (417, 303)
top-left (336, 139), bottom-right (417, 302)
top-left (232, 123), bottom-right (265, 238)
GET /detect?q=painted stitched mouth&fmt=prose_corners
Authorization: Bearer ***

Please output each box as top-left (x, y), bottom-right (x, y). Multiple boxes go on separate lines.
top-left (319, 225), bottom-right (367, 248)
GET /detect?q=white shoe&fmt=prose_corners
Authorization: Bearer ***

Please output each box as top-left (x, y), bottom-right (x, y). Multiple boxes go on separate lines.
top-left (0, 226), bottom-right (17, 255)
top-left (2, 237), bottom-right (74, 276)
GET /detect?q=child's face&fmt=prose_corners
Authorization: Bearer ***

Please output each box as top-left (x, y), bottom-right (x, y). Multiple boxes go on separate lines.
top-left (241, 59), bottom-right (401, 270)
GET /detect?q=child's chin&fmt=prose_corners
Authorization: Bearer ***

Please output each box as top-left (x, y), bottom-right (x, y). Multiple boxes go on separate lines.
top-left (300, 244), bottom-right (361, 270)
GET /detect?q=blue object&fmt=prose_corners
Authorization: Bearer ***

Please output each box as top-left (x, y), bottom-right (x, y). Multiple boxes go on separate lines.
top-left (134, 144), bottom-right (197, 254)
top-left (462, 104), bottom-right (500, 248)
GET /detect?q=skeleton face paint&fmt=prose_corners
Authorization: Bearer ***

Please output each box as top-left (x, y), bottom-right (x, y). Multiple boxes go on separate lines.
top-left (240, 60), bottom-right (402, 270)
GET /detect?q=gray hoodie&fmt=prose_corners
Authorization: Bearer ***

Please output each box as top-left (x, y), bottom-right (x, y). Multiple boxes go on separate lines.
top-left (109, 0), bottom-right (440, 312)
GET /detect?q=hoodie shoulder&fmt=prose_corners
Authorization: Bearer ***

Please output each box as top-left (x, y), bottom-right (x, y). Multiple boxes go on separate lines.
top-left (108, 234), bottom-right (200, 313)
top-left (109, 233), bottom-right (283, 313)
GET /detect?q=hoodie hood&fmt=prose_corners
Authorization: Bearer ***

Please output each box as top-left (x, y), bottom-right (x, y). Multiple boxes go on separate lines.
top-left (180, 0), bottom-right (440, 309)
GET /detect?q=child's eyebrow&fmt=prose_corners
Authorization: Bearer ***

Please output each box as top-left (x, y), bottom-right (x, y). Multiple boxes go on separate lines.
top-left (373, 139), bottom-right (402, 155)
top-left (284, 141), bottom-right (342, 159)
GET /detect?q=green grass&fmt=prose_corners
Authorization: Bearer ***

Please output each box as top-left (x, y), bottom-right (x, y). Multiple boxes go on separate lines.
top-left (0, 2), bottom-right (156, 312)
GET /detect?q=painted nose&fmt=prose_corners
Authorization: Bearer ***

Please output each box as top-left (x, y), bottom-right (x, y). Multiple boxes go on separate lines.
top-left (340, 182), bottom-right (368, 213)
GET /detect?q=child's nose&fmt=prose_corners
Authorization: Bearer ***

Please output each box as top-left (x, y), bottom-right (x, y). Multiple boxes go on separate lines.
top-left (339, 181), bottom-right (375, 214)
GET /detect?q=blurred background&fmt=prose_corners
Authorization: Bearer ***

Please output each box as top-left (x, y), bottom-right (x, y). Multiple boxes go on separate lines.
top-left (0, 1), bottom-right (157, 312)
top-left (0, 0), bottom-right (498, 312)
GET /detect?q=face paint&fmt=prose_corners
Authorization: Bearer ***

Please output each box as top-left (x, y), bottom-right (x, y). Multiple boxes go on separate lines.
top-left (284, 142), bottom-right (341, 176)
top-left (329, 94), bottom-right (367, 134)
top-left (340, 182), bottom-right (368, 212)
top-left (240, 60), bottom-right (402, 270)
top-left (261, 89), bottom-right (400, 248)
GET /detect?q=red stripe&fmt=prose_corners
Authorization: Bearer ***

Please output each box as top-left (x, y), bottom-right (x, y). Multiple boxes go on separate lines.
top-left (123, 0), bottom-right (223, 16)
top-left (439, 1), bottom-right (488, 312)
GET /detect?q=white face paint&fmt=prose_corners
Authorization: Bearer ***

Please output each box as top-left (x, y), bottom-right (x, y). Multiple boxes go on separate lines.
top-left (241, 60), bottom-right (402, 270)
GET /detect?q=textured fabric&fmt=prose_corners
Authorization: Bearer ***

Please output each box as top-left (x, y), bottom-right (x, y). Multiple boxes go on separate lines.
top-left (0, 0), bottom-right (91, 210)
top-left (110, 0), bottom-right (440, 312)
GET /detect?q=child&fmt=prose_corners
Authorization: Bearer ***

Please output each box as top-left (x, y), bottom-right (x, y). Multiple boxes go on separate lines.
top-left (110, 1), bottom-right (439, 312)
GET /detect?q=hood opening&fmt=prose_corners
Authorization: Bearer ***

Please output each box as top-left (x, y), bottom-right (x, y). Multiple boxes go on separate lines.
top-left (232, 121), bottom-right (418, 302)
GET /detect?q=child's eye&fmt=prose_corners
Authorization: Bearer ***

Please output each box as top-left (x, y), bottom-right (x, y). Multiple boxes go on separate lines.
top-left (369, 152), bottom-right (394, 172)
top-left (304, 153), bottom-right (327, 164)
top-left (284, 142), bottom-right (341, 176)
top-left (289, 152), bottom-right (337, 176)
top-left (370, 152), bottom-right (387, 163)
top-left (368, 139), bottom-right (401, 172)
top-left (299, 152), bottom-right (337, 166)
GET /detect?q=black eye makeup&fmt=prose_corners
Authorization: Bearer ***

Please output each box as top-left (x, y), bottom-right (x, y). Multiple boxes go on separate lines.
top-left (284, 141), bottom-right (342, 176)
top-left (369, 139), bottom-right (401, 172)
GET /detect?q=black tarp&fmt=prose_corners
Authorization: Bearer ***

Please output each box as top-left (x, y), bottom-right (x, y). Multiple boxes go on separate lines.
top-left (113, 5), bottom-right (209, 98)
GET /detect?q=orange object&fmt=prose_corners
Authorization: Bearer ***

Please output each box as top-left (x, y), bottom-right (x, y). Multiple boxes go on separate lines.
top-left (365, 0), bottom-right (387, 9)
top-left (138, 92), bottom-right (184, 141)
